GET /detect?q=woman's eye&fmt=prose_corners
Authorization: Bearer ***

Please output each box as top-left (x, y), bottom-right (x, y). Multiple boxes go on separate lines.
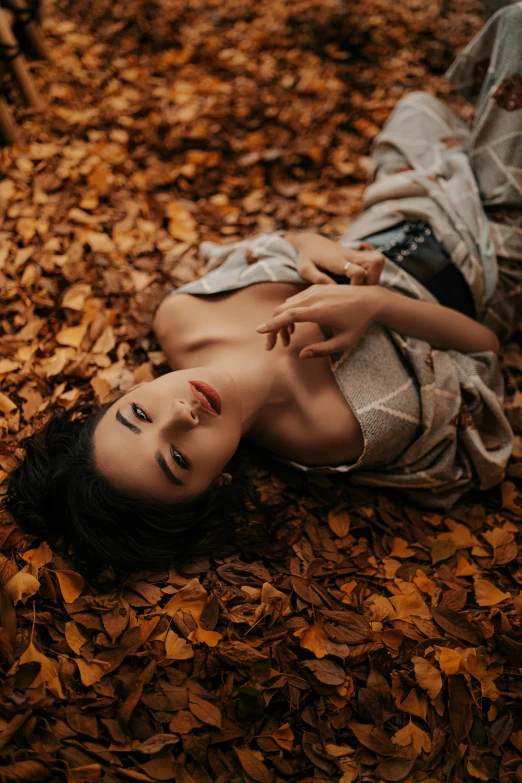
top-left (171, 446), bottom-right (189, 471)
top-left (130, 403), bottom-right (150, 423)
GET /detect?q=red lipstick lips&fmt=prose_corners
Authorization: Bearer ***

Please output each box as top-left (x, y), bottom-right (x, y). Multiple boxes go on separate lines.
top-left (189, 380), bottom-right (222, 415)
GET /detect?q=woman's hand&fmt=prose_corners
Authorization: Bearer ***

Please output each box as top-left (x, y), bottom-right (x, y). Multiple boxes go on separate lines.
top-left (256, 285), bottom-right (383, 359)
top-left (284, 231), bottom-right (385, 286)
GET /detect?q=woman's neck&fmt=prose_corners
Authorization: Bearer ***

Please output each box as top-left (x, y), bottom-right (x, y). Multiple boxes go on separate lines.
top-left (184, 343), bottom-right (290, 436)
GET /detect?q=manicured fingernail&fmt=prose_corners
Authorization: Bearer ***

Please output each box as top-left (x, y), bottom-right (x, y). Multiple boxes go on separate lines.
top-left (256, 323), bottom-right (268, 332)
top-left (301, 350), bottom-right (314, 359)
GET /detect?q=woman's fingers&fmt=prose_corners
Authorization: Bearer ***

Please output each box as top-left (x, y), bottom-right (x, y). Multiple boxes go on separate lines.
top-left (299, 333), bottom-right (353, 360)
top-left (344, 248), bottom-right (385, 285)
top-left (297, 251), bottom-right (337, 286)
top-left (265, 325), bottom-right (293, 351)
top-left (343, 261), bottom-right (367, 285)
top-left (257, 307), bottom-right (310, 333)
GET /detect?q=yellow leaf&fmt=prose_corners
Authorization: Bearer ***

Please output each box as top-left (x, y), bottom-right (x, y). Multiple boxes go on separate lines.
top-left (294, 623), bottom-right (329, 658)
top-left (482, 528), bottom-right (513, 549)
top-left (91, 325), bottom-right (116, 355)
top-left (389, 581), bottom-right (431, 621)
top-left (188, 625), bottom-right (222, 647)
top-left (163, 578), bottom-right (207, 621)
top-left (474, 578), bottom-right (511, 607)
top-left (0, 392), bottom-right (17, 415)
top-left (339, 762), bottom-right (360, 783)
top-left (260, 581), bottom-right (291, 614)
top-left (0, 359), bottom-right (20, 375)
top-left (56, 323), bottom-right (88, 349)
top-left (4, 571), bottom-right (40, 605)
top-left (340, 580), bottom-right (358, 600)
top-left (16, 344), bottom-right (38, 362)
top-left (381, 558), bottom-right (401, 579)
top-left (389, 537), bottom-right (416, 558)
top-left (75, 658), bottom-right (110, 687)
top-left (396, 689), bottom-right (428, 720)
top-left (90, 376), bottom-right (112, 402)
top-left (413, 572), bottom-right (438, 595)
top-left (53, 570), bottom-right (85, 603)
top-left (241, 585), bottom-right (261, 600)
top-left (369, 594), bottom-right (397, 622)
top-left (21, 541), bottom-right (53, 567)
top-left (455, 554), bottom-right (477, 576)
top-left (9, 640), bottom-right (64, 698)
top-left (62, 284), bottom-right (92, 311)
top-left (271, 723), bottom-right (294, 751)
top-left (392, 719), bottom-right (431, 754)
top-left (438, 647), bottom-right (465, 675)
top-left (166, 200), bottom-right (197, 243)
top-left (164, 629), bottom-right (194, 660)
top-left (438, 519), bottom-right (478, 549)
top-left (130, 270), bottom-right (155, 292)
top-left (412, 655), bottom-right (442, 699)
top-left (42, 347), bottom-right (75, 377)
top-left (80, 230), bottom-right (115, 253)
top-left (65, 621), bottom-right (90, 655)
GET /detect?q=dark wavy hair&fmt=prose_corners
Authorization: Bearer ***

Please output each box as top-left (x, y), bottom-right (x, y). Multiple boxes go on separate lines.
top-left (6, 402), bottom-right (245, 579)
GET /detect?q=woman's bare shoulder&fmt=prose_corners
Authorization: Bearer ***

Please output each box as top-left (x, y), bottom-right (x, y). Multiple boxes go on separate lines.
top-left (153, 293), bottom-right (194, 337)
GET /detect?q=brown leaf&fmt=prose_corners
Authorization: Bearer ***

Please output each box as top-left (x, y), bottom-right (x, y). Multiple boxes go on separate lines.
top-left (449, 675), bottom-right (473, 741)
top-left (235, 747), bottom-right (273, 783)
top-left (375, 748), bottom-right (417, 781)
top-left (303, 659), bottom-right (346, 685)
top-left (188, 695), bottom-right (222, 728)
top-left (216, 641), bottom-right (268, 665)
top-left (431, 606), bottom-right (482, 645)
top-left (162, 578), bottom-right (207, 621)
top-left (348, 722), bottom-right (396, 755)
top-left (136, 734), bottom-right (180, 754)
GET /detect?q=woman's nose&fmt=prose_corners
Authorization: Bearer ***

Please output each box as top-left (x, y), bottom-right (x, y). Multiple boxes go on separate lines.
top-left (164, 398), bottom-right (199, 432)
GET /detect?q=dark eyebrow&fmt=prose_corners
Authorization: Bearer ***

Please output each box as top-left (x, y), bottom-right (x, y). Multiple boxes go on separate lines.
top-left (155, 451), bottom-right (183, 487)
top-left (116, 408), bottom-right (183, 488)
top-left (116, 409), bottom-right (141, 435)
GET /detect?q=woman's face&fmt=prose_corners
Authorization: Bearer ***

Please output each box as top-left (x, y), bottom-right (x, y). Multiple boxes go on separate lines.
top-left (94, 368), bottom-right (242, 503)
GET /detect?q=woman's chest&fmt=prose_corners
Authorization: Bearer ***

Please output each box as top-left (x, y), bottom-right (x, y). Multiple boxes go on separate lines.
top-left (155, 283), bottom-right (364, 466)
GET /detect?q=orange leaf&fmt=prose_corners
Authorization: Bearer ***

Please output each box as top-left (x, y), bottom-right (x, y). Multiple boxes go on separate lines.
top-left (188, 625), bottom-right (222, 647)
top-left (473, 578), bottom-right (511, 607)
top-left (294, 623), bottom-right (329, 658)
top-left (270, 723), bottom-right (294, 751)
top-left (21, 541), bottom-right (53, 567)
top-left (53, 570), bottom-right (85, 603)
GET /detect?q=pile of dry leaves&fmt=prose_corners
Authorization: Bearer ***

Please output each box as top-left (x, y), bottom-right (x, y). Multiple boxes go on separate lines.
top-left (1, 0), bottom-right (521, 781)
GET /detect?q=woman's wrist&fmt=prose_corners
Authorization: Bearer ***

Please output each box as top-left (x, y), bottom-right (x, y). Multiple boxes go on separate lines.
top-left (283, 230), bottom-right (308, 249)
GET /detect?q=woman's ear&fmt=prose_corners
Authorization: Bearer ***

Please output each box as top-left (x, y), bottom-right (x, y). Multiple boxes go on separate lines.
top-left (216, 472), bottom-right (233, 487)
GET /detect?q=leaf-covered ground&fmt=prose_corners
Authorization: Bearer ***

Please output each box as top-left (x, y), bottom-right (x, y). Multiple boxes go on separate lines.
top-left (1, 0), bottom-right (522, 781)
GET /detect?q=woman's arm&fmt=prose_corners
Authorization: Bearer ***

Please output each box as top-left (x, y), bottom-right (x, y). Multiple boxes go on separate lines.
top-left (257, 285), bottom-right (500, 358)
top-left (283, 230), bottom-right (385, 286)
top-left (375, 287), bottom-right (500, 355)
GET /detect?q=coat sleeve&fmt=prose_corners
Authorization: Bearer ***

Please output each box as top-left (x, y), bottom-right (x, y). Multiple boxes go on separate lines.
top-left (347, 334), bottom-right (514, 510)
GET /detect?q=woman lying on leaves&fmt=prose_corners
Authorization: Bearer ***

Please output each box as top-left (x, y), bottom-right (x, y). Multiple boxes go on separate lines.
top-left (8, 4), bottom-right (522, 576)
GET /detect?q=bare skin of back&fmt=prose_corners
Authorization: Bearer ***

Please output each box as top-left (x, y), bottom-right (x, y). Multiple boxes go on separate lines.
top-left (154, 281), bottom-right (365, 467)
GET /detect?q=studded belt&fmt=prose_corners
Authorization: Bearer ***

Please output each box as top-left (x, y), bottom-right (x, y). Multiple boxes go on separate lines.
top-left (360, 220), bottom-right (476, 318)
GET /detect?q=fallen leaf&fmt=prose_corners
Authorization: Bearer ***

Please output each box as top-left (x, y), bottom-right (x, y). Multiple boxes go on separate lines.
top-left (4, 571), bottom-right (40, 605)
top-left (473, 578), bottom-right (511, 607)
